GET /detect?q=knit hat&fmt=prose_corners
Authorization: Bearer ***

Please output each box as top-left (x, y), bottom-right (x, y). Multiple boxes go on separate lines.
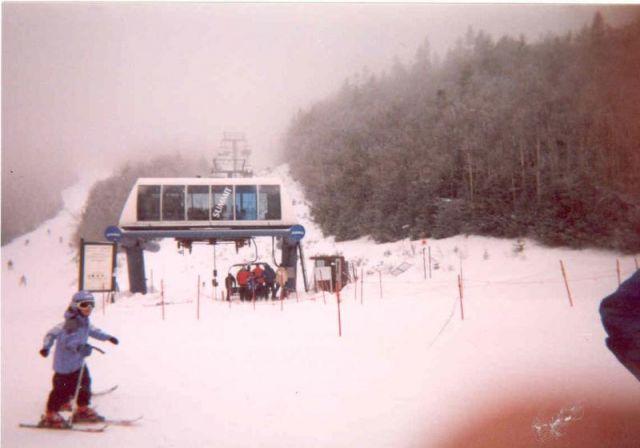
top-left (71, 290), bottom-right (95, 309)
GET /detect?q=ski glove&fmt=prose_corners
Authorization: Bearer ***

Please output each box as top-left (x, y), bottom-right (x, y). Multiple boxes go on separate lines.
top-left (77, 344), bottom-right (93, 357)
top-left (108, 337), bottom-right (119, 345)
top-left (39, 348), bottom-right (49, 357)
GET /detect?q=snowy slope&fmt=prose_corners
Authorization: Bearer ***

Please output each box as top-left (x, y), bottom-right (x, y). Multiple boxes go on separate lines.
top-left (2, 166), bottom-right (639, 448)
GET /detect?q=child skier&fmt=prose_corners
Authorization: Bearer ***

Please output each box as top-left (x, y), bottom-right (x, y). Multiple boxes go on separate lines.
top-left (39, 290), bottom-right (119, 427)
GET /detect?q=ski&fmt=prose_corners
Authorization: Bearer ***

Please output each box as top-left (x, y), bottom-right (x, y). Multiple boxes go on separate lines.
top-left (76, 416), bottom-right (143, 427)
top-left (102, 415), bottom-right (142, 426)
top-left (144, 300), bottom-right (192, 307)
top-left (19, 422), bottom-right (108, 433)
top-left (93, 385), bottom-right (118, 396)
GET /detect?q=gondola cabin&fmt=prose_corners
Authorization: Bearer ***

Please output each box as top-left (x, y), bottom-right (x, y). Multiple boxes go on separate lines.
top-left (119, 177), bottom-right (296, 231)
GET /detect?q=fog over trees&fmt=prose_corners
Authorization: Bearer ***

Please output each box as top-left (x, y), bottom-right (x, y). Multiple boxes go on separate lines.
top-left (284, 14), bottom-right (640, 252)
top-left (3, 4), bottom-right (638, 247)
top-left (73, 154), bottom-right (208, 244)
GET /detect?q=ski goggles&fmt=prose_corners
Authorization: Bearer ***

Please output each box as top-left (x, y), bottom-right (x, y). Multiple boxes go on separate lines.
top-left (78, 301), bottom-right (95, 309)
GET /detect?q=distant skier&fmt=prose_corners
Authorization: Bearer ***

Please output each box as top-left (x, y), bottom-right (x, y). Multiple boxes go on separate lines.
top-left (236, 266), bottom-right (250, 301)
top-left (38, 290), bottom-right (119, 428)
top-left (276, 266), bottom-right (288, 299)
top-left (225, 273), bottom-right (236, 301)
top-left (19, 274), bottom-right (27, 286)
top-left (247, 270), bottom-right (257, 300)
top-left (600, 270), bottom-right (640, 382)
top-left (252, 264), bottom-right (266, 299)
top-left (262, 263), bottom-right (277, 299)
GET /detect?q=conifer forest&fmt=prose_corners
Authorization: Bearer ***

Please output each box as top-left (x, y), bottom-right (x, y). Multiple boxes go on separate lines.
top-left (284, 14), bottom-right (640, 252)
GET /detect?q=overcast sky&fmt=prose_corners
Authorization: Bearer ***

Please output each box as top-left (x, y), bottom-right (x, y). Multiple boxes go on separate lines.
top-left (2, 2), bottom-right (638, 183)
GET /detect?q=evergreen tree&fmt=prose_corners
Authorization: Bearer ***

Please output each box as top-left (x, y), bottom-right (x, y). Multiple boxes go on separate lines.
top-left (283, 13), bottom-right (640, 252)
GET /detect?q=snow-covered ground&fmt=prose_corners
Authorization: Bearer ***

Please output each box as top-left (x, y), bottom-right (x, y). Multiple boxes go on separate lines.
top-left (2, 166), bottom-right (639, 447)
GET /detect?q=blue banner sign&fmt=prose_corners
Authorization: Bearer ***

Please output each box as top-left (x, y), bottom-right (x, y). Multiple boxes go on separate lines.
top-left (104, 225), bottom-right (123, 242)
top-left (289, 224), bottom-right (306, 241)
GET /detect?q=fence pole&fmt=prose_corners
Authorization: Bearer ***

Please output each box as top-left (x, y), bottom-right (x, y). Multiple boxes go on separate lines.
top-left (635, 257), bottom-right (639, 270)
top-left (319, 270), bottom-right (326, 305)
top-left (616, 259), bottom-right (621, 286)
top-left (280, 282), bottom-right (284, 311)
top-left (458, 274), bottom-right (464, 320)
top-left (428, 247), bottom-right (432, 279)
top-left (360, 268), bottom-right (364, 305)
top-left (336, 258), bottom-right (342, 337)
top-left (353, 265), bottom-right (358, 302)
top-left (161, 279), bottom-right (166, 320)
top-left (422, 247), bottom-right (427, 280)
top-left (559, 260), bottom-right (574, 307)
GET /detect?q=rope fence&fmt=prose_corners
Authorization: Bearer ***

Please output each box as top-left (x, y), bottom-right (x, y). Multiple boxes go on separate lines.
top-left (129, 256), bottom-right (638, 340)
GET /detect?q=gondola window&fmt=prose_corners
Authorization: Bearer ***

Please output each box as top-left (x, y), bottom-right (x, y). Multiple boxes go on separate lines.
top-left (258, 185), bottom-right (282, 220)
top-left (211, 185), bottom-right (234, 221)
top-left (235, 185), bottom-right (257, 221)
top-left (162, 185), bottom-right (186, 221)
top-left (137, 185), bottom-right (161, 221)
top-left (187, 185), bottom-right (210, 220)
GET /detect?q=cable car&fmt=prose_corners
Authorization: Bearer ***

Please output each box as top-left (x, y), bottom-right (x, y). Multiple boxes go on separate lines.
top-left (119, 177), bottom-right (296, 231)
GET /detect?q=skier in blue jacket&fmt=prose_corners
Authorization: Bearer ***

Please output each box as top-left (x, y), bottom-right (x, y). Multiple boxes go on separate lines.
top-left (39, 290), bottom-right (119, 427)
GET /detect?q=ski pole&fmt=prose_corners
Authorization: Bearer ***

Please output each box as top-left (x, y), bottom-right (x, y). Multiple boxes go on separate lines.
top-left (89, 345), bottom-right (106, 354)
top-left (70, 346), bottom-right (105, 423)
top-left (69, 361), bottom-right (87, 424)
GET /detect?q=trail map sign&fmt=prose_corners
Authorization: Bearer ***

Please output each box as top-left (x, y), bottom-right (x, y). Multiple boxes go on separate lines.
top-left (79, 240), bottom-right (117, 292)
top-left (314, 266), bottom-right (333, 291)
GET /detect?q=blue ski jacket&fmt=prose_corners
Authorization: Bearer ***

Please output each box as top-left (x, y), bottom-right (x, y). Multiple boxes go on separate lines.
top-left (41, 308), bottom-right (113, 374)
top-left (263, 264), bottom-right (276, 283)
top-left (600, 270), bottom-right (640, 382)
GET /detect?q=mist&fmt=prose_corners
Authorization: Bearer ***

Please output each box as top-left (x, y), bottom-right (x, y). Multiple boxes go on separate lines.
top-left (2, 3), bottom-right (637, 244)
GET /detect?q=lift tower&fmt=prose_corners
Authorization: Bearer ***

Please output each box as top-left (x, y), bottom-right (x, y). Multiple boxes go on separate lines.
top-left (212, 132), bottom-right (253, 178)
